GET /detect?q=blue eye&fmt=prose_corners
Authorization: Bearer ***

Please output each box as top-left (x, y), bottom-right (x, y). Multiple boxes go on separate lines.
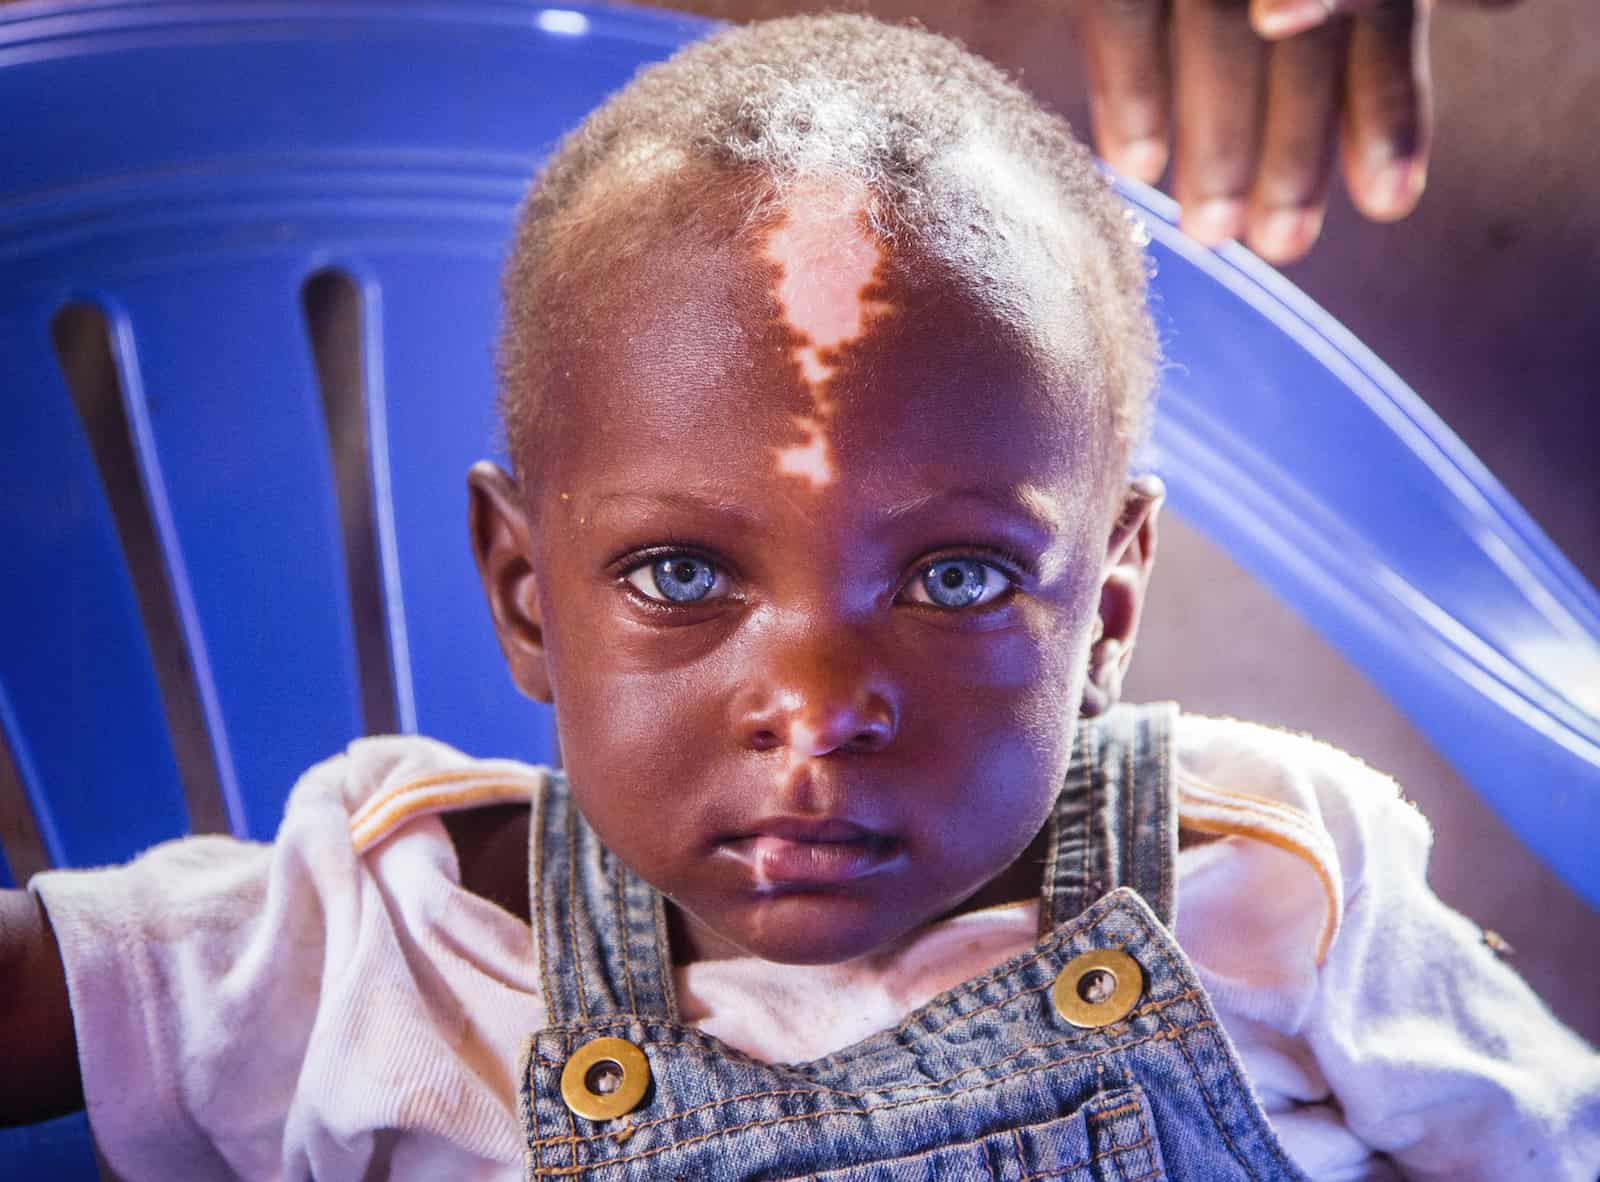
top-left (910, 558), bottom-right (1013, 610)
top-left (626, 555), bottom-right (722, 603)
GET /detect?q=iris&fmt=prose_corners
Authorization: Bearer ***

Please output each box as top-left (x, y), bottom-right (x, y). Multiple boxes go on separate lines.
top-left (650, 556), bottom-right (717, 603)
top-left (921, 558), bottom-right (989, 609)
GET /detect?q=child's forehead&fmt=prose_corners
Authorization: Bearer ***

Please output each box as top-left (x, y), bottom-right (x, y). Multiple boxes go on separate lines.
top-left (528, 165), bottom-right (1117, 518)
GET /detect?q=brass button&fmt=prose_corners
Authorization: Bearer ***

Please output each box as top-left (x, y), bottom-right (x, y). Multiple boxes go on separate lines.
top-left (559, 1037), bottom-right (651, 1121)
top-left (1052, 948), bottom-right (1143, 1028)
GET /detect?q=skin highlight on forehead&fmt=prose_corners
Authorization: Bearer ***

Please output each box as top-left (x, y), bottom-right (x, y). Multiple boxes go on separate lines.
top-left (761, 182), bottom-right (896, 488)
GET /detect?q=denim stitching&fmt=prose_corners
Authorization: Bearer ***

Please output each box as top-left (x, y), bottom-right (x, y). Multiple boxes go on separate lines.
top-left (769, 1098), bottom-right (1148, 1182)
top-left (528, 1024), bottom-right (1204, 1154)
top-left (613, 856), bottom-right (639, 1016)
top-left (532, 786), bottom-right (557, 1026)
top-left (1170, 1020), bottom-right (1306, 1179)
top-left (1040, 805), bottom-right (1060, 940)
top-left (565, 807), bottom-right (590, 1023)
top-left (652, 888), bottom-right (679, 1022)
top-left (1125, 715), bottom-right (1137, 902)
top-left (980, 1129), bottom-right (1000, 1181)
top-left (1158, 713), bottom-right (1173, 925)
top-left (531, 906), bottom-right (1198, 1089)
top-left (1017, 1130), bottom-right (1154, 1181)
top-left (521, 1036), bottom-right (544, 1179)
top-left (1136, 923), bottom-right (1261, 1181)
top-left (1084, 720), bottom-right (1100, 922)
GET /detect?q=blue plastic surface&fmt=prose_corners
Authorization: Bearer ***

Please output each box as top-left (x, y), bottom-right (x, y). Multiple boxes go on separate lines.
top-left (1, 0), bottom-right (1596, 1170)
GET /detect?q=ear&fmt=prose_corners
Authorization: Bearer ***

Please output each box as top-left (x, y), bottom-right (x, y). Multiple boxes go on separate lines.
top-left (467, 461), bottom-right (552, 704)
top-left (1080, 474), bottom-right (1164, 718)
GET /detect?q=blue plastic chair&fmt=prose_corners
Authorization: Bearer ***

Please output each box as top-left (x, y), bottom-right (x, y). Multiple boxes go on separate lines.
top-left (2, 1), bottom-right (1596, 1175)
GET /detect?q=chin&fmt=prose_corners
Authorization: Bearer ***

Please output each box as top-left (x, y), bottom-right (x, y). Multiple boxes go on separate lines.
top-left (736, 893), bottom-right (913, 966)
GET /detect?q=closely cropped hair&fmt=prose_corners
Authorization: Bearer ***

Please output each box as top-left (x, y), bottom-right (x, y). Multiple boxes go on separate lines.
top-left (498, 13), bottom-right (1157, 489)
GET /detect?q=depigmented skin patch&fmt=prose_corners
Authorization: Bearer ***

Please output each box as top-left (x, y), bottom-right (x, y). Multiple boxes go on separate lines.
top-left (762, 185), bottom-right (896, 487)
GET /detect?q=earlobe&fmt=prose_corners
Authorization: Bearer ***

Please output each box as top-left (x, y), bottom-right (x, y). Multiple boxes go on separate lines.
top-left (467, 461), bottom-right (553, 704)
top-left (1081, 475), bottom-right (1164, 718)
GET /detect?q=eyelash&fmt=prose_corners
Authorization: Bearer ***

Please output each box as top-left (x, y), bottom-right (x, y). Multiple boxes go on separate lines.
top-left (614, 543), bottom-right (1030, 612)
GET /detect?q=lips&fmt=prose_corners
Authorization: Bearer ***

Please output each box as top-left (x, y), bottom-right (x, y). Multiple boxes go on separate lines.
top-left (721, 816), bottom-right (900, 888)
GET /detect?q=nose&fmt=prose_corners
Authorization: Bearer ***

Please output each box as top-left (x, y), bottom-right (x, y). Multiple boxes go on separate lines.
top-left (736, 634), bottom-right (898, 757)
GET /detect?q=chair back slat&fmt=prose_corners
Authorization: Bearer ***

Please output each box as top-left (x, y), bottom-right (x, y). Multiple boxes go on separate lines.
top-left (105, 263), bottom-right (366, 839)
top-left (364, 248), bottom-right (560, 765)
top-left (0, 305), bottom-right (192, 880)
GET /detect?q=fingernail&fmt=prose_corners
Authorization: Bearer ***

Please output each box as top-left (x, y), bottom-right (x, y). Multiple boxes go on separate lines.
top-left (1365, 160), bottom-right (1426, 220)
top-left (1115, 138), bottom-right (1168, 184)
top-left (1251, 206), bottom-right (1324, 263)
top-left (1185, 198), bottom-right (1245, 246)
top-left (1255, 0), bottom-right (1334, 39)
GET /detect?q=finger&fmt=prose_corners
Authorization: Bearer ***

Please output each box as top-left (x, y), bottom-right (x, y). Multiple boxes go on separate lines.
top-left (1341, 0), bottom-right (1431, 222)
top-left (1246, 17), bottom-right (1348, 261)
top-left (1251, 0), bottom-right (1518, 41)
top-left (1171, 0), bottom-right (1272, 245)
top-left (1077, 0), bottom-right (1172, 184)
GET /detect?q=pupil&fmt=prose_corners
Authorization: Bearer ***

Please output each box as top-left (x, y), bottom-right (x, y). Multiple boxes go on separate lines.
top-left (940, 567), bottom-right (965, 589)
top-left (672, 561), bottom-right (696, 583)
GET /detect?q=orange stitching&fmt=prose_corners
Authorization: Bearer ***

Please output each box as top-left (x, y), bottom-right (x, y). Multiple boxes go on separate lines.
top-left (528, 1025), bottom-right (1210, 1159)
top-left (1176, 810), bottom-right (1339, 965)
top-left (1087, 1098), bottom-right (1143, 1124)
top-left (348, 767), bottom-right (538, 830)
top-left (1017, 1130), bottom-right (1155, 1181)
top-left (348, 779), bottom-right (536, 851)
top-left (1175, 767), bottom-right (1325, 827)
top-left (778, 1094), bottom-right (1145, 1182)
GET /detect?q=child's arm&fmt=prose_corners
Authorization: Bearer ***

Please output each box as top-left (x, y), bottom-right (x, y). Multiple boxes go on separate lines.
top-left (0, 887), bottom-right (82, 1125)
top-left (1302, 770), bottom-right (1600, 1176)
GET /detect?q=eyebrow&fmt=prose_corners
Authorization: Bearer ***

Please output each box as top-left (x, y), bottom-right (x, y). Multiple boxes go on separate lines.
top-left (880, 485), bottom-right (1071, 537)
top-left (585, 485), bottom-right (1069, 538)
top-left (585, 489), bottom-right (764, 529)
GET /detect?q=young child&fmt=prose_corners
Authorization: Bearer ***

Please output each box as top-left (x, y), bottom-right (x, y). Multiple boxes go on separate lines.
top-left (5, 13), bottom-right (1598, 1181)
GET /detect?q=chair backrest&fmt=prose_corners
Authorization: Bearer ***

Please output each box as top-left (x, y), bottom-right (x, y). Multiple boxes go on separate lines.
top-left (1, 0), bottom-right (1597, 1172)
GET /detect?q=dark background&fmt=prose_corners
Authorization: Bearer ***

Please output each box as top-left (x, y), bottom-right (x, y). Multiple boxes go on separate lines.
top-left (642, 0), bottom-right (1600, 1045)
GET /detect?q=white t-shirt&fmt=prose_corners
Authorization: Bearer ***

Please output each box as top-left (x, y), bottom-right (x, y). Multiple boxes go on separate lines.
top-left (30, 715), bottom-right (1600, 1180)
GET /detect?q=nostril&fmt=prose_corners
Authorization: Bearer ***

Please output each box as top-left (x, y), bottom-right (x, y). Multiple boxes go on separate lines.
top-left (850, 727), bottom-right (885, 751)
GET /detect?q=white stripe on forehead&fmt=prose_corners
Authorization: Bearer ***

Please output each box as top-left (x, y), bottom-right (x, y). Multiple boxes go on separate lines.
top-left (762, 179), bottom-right (892, 489)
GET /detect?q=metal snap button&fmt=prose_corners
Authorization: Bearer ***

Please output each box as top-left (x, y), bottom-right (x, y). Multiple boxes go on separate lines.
top-left (559, 1036), bottom-right (651, 1121)
top-left (1052, 948), bottom-right (1143, 1028)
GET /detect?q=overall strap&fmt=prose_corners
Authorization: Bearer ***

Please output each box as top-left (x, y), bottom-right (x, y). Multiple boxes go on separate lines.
top-left (1041, 701), bottom-right (1179, 933)
top-left (530, 771), bottom-right (679, 1025)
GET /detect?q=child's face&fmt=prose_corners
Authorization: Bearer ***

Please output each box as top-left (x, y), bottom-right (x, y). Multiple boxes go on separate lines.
top-left (473, 182), bottom-right (1158, 966)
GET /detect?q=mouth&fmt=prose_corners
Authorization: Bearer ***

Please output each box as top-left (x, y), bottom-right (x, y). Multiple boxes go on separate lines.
top-left (720, 817), bottom-right (901, 889)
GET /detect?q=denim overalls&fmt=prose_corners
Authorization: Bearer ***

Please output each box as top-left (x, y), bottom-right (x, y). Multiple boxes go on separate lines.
top-left (517, 703), bottom-right (1308, 1179)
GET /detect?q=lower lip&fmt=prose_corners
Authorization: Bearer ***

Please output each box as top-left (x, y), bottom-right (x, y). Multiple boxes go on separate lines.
top-left (725, 835), bottom-right (898, 887)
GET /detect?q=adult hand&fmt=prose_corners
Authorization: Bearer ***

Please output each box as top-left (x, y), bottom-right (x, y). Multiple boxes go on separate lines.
top-left (1078, 0), bottom-right (1523, 264)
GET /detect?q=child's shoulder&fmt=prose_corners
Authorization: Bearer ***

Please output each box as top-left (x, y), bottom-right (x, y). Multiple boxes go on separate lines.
top-left (1174, 711), bottom-right (1430, 844)
top-left (1171, 712), bottom-right (1436, 961)
top-left (280, 734), bottom-right (558, 856)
